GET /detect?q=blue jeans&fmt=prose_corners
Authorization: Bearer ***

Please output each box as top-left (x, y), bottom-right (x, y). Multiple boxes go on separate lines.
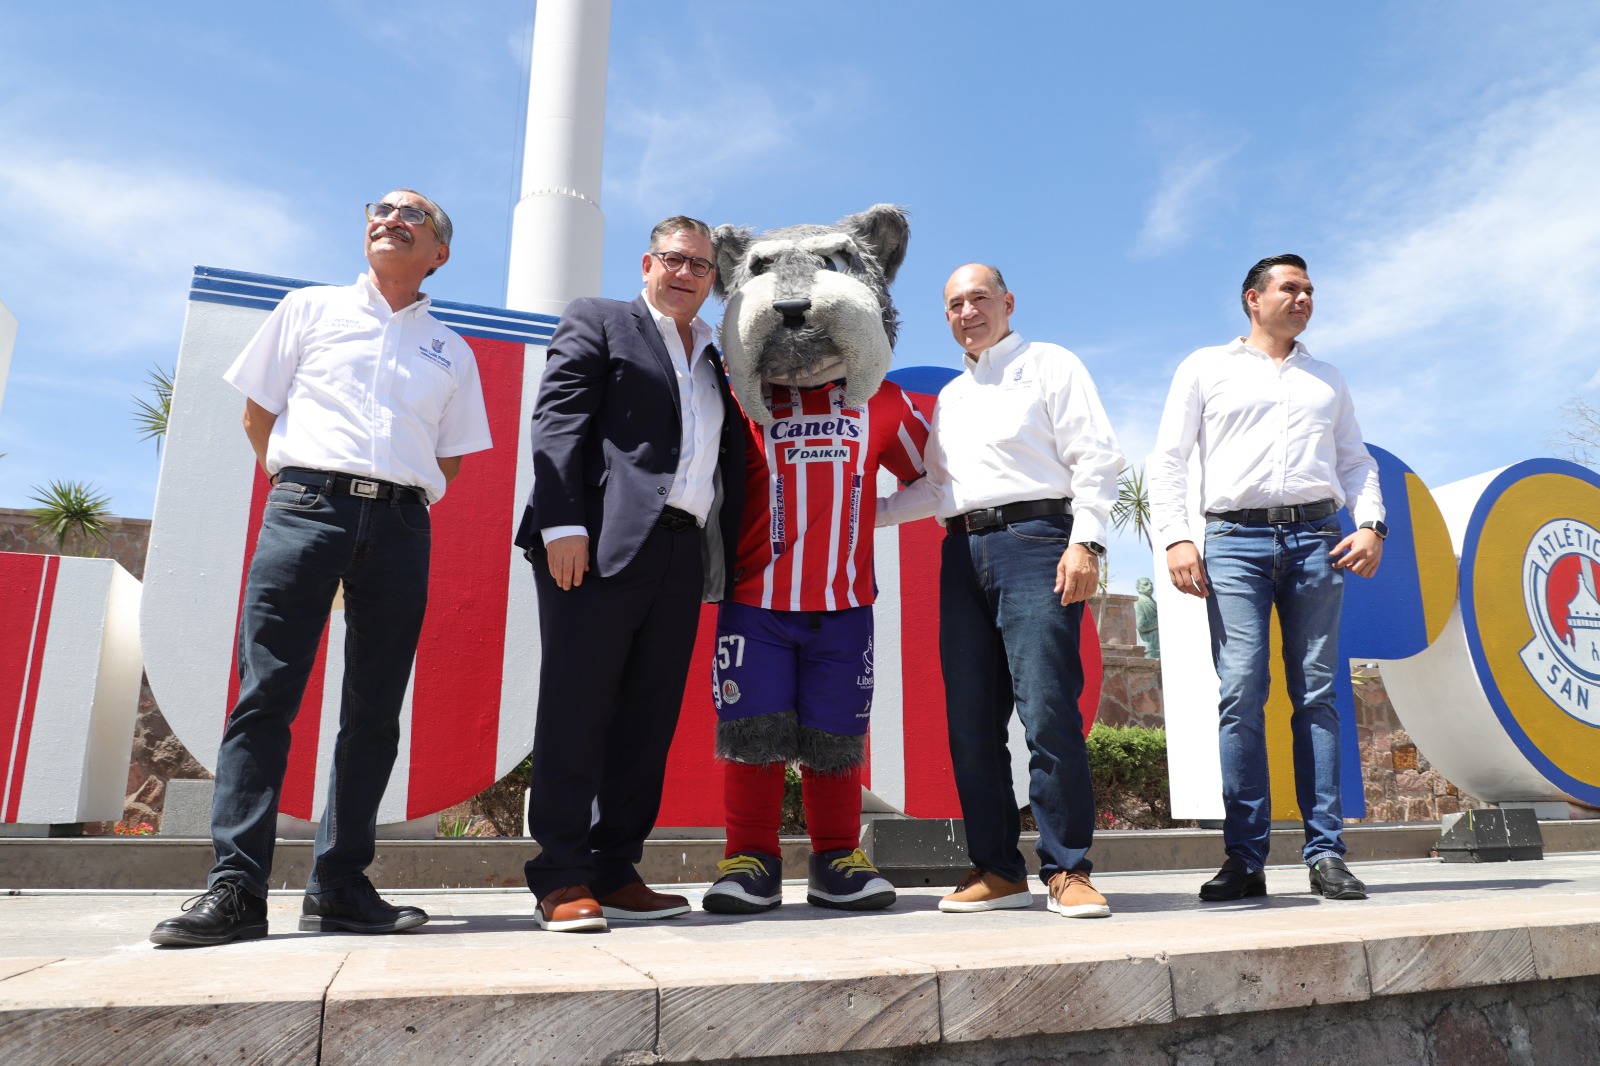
top-left (1203, 516), bottom-right (1346, 870)
top-left (940, 514), bottom-right (1095, 885)
top-left (209, 473), bottom-right (431, 897)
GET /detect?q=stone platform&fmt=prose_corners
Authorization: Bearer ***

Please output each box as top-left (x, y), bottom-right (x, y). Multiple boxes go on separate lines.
top-left (3, 854), bottom-right (1600, 1064)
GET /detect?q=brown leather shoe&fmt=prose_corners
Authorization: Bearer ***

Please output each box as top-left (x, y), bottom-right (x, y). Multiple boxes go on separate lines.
top-left (938, 866), bottom-right (1033, 913)
top-left (1047, 870), bottom-right (1111, 918)
top-left (596, 880), bottom-right (690, 920)
top-left (535, 884), bottom-right (607, 932)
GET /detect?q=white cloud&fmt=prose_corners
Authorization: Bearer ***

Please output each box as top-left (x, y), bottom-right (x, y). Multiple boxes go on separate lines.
top-left (1134, 143), bottom-right (1239, 258)
top-left (602, 64), bottom-right (866, 214)
top-left (1314, 53), bottom-right (1600, 472)
top-left (0, 136), bottom-right (311, 358)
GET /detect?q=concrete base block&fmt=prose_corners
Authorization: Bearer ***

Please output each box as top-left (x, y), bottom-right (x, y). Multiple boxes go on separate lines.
top-left (158, 778), bottom-right (213, 837)
top-left (275, 814), bottom-right (439, 840)
top-left (861, 817), bottom-right (974, 887)
top-left (1502, 800), bottom-right (1576, 821)
top-left (1438, 808), bottom-right (1544, 862)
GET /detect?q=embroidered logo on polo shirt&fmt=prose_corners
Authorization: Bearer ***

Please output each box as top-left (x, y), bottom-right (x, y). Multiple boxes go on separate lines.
top-left (418, 340), bottom-right (452, 370)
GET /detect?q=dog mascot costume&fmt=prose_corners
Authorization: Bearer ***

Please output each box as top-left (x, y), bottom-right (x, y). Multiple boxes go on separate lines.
top-left (701, 204), bottom-right (930, 914)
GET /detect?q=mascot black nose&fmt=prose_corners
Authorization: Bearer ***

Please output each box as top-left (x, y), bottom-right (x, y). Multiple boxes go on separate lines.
top-left (773, 298), bottom-right (811, 327)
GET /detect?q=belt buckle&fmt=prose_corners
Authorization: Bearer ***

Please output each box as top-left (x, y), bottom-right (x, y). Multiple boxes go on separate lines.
top-left (1266, 505), bottom-right (1296, 524)
top-left (350, 479), bottom-right (380, 499)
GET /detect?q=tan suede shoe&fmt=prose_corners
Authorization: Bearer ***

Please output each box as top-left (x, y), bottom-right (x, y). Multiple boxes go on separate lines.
top-left (1046, 869), bottom-right (1111, 918)
top-left (938, 867), bottom-right (1033, 912)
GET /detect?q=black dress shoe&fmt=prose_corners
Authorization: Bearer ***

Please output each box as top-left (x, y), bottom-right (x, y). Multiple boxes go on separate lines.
top-left (1199, 860), bottom-right (1267, 901)
top-left (300, 876), bottom-right (429, 933)
top-left (1309, 856), bottom-right (1367, 900)
top-left (150, 881), bottom-right (268, 947)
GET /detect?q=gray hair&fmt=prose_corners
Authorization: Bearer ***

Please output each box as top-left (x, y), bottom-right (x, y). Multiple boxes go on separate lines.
top-left (649, 215), bottom-right (712, 250)
top-left (980, 264), bottom-right (1008, 296)
top-left (393, 188), bottom-right (453, 248)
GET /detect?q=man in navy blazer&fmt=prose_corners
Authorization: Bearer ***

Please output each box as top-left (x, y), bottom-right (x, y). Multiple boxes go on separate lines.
top-left (514, 215), bottom-right (743, 932)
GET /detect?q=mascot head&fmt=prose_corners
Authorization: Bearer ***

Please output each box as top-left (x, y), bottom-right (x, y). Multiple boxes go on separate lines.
top-left (710, 204), bottom-right (910, 424)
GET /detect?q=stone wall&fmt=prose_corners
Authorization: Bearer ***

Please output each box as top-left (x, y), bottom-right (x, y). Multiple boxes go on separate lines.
top-left (0, 507), bottom-right (150, 579)
top-left (1354, 664), bottom-right (1483, 823)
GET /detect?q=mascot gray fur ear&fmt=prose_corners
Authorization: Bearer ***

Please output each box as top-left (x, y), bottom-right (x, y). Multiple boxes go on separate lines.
top-left (842, 204), bottom-right (910, 284)
top-left (710, 224), bottom-right (752, 299)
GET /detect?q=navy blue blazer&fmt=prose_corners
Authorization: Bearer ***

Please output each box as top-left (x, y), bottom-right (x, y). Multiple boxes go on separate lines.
top-left (514, 295), bottom-right (742, 596)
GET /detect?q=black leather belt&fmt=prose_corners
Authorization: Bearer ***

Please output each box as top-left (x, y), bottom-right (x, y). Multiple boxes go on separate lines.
top-left (276, 468), bottom-right (428, 506)
top-left (956, 498), bottom-right (1072, 533)
top-left (657, 506), bottom-right (699, 532)
top-left (1206, 499), bottom-right (1337, 526)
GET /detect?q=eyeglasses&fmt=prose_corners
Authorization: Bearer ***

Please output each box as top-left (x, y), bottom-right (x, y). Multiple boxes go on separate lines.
top-left (366, 202), bottom-right (437, 235)
top-left (651, 251), bottom-right (714, 278)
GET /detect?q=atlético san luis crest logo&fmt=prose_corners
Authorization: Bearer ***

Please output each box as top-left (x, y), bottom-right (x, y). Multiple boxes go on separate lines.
top-left (1520, 518), bottom-right (1600, 723)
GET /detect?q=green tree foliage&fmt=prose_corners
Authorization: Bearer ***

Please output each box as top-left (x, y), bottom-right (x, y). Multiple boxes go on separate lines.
top-left (132, 364), bottom-right (175, 454)
top-left (28, 479), bottom-right (113, 556)
top-left (1111, 465), bottom-right (1152, 548)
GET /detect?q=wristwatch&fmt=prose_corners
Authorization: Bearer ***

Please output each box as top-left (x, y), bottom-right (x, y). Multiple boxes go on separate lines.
top-left (1080, 541), bottom-right (1106, 557)
top-left (1357, 520), bottom-right (1389, 540)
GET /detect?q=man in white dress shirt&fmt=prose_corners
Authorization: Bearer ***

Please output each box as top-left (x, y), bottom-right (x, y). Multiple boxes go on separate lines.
top-left (879, 264), bottom-right (1124, 919)
top-left (1148, 253), bottom-right (1384, 903)
top-left (151, 189), bottom-right (493, 946)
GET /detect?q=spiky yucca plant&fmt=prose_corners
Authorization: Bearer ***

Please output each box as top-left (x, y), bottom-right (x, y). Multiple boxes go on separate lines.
top-left (132, 364), bottom-right (175, 454)
top-left (28, 479), bottom-right (113, 556)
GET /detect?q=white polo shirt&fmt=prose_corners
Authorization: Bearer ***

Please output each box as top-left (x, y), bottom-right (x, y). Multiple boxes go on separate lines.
top-left (225, 273), bottom-right (493, 503)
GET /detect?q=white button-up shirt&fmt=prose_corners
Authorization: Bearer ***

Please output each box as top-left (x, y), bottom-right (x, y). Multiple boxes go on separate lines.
top-left (878, 331), bottom-right (1125, 546)
top-left (224, 273), bottom-right (493, 504)
top-left (539, 292), bottom-right (723, 545)
top-left (1147, 337), bottom-right (1384, 547)
top-left (643, 292), bottom-right (723, 524)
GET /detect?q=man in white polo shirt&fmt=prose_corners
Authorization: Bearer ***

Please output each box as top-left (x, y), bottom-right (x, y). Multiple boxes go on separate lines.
top-left (151, 189), bottom-right (492, 947)
top-left (1148, 253), bottom-right (1384, 903)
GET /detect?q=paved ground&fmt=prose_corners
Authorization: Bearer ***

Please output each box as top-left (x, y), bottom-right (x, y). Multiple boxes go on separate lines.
top-left (3, 852), bottom-right (1593, 959)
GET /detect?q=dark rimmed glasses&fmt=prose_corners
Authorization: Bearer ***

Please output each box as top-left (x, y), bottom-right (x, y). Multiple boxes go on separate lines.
top-left (651, 251), bottom-right (714, 278)
top-left (366, 201), bottom-right (437, 236)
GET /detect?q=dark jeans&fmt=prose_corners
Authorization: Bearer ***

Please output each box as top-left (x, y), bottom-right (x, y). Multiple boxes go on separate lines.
top-left (939, 514), bottom-right (1095, 885)
top-left (1203, 516), bottom-right (1347, 870)
top-left (209, 474), bottom-right (431, 897)
top-left (524, 520), bottom-right (703, 900)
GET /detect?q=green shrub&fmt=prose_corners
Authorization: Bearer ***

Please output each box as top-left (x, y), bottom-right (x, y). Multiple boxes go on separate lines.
top-left (1085, 723), bottom-right (1175, 829)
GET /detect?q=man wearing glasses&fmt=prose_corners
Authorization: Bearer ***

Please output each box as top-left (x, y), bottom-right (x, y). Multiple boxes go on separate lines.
top-left (514, 217), bottom-right (744, 932)
top-left (151, 190), bottom-right (492, 946)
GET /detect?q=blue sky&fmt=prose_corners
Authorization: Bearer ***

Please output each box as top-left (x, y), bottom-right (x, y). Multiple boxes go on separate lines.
top-left (1, 2), bottom-right (1597, 591)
